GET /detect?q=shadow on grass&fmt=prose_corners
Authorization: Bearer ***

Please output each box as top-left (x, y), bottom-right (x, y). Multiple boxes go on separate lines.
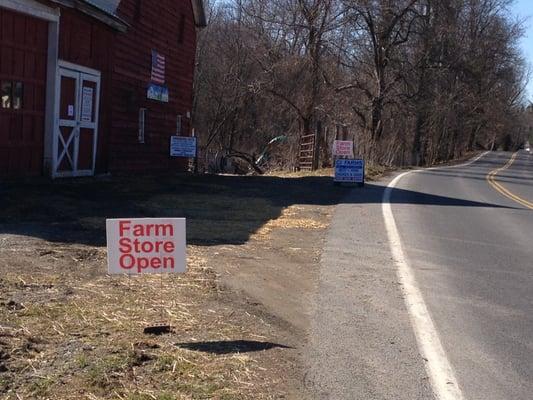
top-left (175, 340), bottom-right (292, 354)
top-left (0, 172), bottom-right (515, 247)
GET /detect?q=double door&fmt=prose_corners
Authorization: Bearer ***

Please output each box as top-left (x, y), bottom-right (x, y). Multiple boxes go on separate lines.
top-left (54, 64), bottom-right (100, 177)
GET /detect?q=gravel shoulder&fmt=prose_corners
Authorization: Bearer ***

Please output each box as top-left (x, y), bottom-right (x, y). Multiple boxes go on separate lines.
top-left (305, 179), bottom-right (434, 400)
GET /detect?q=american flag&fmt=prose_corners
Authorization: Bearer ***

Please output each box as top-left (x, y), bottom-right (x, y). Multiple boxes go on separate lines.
top-left (151, 50), bottom-right (165, 84)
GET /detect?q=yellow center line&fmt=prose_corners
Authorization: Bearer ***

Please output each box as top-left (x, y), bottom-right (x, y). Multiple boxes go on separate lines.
top-left (486, 152), bottom-right (533, 210)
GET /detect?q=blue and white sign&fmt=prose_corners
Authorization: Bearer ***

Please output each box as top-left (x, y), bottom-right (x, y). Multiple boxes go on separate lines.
top-left (335, 159), bottom-right (364, 183)
top-left (170, 136), bottom-right (197, 158)
top-left (147, 83), bottom-right (169, 103)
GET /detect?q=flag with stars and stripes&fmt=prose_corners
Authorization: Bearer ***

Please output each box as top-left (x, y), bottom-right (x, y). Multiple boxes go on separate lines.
top-left (151, 50), bottom-right (165, 85)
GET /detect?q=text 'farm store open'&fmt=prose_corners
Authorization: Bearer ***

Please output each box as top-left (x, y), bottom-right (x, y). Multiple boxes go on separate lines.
top-left (0, 0), bottom-right (206, 177)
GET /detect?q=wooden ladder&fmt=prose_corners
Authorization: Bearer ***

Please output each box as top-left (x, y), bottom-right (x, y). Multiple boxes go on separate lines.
top-left (298, 133), bottom-right (316, 171)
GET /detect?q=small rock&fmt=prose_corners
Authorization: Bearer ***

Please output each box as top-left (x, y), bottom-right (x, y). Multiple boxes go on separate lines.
top-left (5, 300), bottom-right (24, 311)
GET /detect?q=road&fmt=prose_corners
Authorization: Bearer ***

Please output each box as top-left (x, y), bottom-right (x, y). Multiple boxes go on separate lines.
top-left (306, 151), bottom-right (533, 399)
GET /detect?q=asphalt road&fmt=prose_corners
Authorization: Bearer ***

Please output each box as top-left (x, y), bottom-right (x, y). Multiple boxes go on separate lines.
top-left (392, 151), bottom-right (533, 400)
top-left (306, 151), bottom-right (532, 399)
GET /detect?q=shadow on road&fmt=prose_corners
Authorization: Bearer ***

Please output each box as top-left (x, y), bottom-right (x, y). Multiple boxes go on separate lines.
top-left (0, 172), bottom-right (516, 247)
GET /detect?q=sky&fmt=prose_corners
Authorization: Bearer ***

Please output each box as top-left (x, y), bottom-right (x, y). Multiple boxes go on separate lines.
top-left (514, 0), bottom-right (533, 102)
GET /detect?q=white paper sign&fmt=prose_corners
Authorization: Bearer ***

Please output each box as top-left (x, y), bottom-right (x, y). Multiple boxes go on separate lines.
top-left (81, 87), bottom-right (94, 122)
top-left (333, 140), bottom-right (354, 157)
top-left (68, 105), bottom-right (74, 117)
top-left (334, 159), bottom-right (364, 183)
top-left (106, 218), bottom-right (186, 275)
top-left (170, 136), bottom-right (197, 158)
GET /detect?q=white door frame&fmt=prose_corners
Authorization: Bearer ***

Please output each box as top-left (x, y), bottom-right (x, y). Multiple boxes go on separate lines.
top-left (53, 61), bottom-right (101, 178)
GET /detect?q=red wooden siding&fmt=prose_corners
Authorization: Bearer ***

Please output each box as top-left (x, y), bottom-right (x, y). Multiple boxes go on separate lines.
top-left (58, 7), bottom-right (114, 173)
top-left (0, 8), bottom-right (48, 176)
top-left (108, 0), bottom-right (198, 172)
top-left (1, 0), bottom-right (199, 177)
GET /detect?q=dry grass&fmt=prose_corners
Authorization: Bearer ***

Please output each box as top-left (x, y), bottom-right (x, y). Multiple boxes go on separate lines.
top-left (251, 206), bottom-right (328, 239)
top-left (0, 172), bottom-right (346, 399)
top-left (267, 168), bottom-right (335, 178)
top-left (0, 246), bottom-right (282, 399)
top-left (269, 164), bottom-right (387, 181)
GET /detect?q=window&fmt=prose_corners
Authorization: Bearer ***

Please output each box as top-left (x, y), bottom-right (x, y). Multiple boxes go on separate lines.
top-left (13, 82), bottom-right (23, 110)
top-left (178, 14), bottom-right (186, 44)
top-left (1, 81), bottom-right (12, 109)
top-left (176, 115), bottom-right (182, 135)
top-left (1, 81), bottom-right (23, 109)
top-left (134, 0), bottom-right (142, 21)
top-left (139, 108), bottom-right (146, 143)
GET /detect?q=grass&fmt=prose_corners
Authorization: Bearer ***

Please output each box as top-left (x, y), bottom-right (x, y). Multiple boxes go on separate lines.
top-left (0, 246), bottom-right (277, 399)
top-left (0, 172), bottom-right (346, 246)
top-left (0, 377), bottom-right (10, 392)
top-left (269, 164), bottom-right (387, 181)
top-left (0, 257), bottom-right (287, 399)
top-left (76, 353), bottom-right (89, 369)
top-left (125, 394), bottom-right (176, 400)
top-left (0, 172), bottom-right (343, 399)
top-left (28, 376), bottom-right (54, 397)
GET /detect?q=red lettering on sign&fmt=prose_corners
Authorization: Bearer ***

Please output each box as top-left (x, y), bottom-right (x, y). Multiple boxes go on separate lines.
top-left (119, 220), bottom-right (131, 236)
top-left (164, 242), bottom-right (175, 252)
top-left (108, 218), bottom-right (186, 275)
top-left (129, 223), bottom-right (174, 237)
top-left (137, 257), bottom-right (149, 271)
top-left (151, 258), bottom-right (162, 268)
top-left (119, 254), bottom-right (135, 270)
top-left (119, 238), bottom-right (132, 253)
top-left (115, 220), bottom-right (179, 273)
top-left (163, 257), bottom-right (175, 269)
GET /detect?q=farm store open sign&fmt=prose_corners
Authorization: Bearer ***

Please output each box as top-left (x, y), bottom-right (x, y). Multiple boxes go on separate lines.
top-left (106, 218), bottom-right (186, 275)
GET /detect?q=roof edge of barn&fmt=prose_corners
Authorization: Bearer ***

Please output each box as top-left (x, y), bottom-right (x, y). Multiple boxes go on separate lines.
top-left (49, 0), bottom-right (129, 31)
top-left (50, 0), bottom-right (206, 30)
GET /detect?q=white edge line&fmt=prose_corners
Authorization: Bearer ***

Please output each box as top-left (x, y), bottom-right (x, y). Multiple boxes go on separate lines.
top-left (381, 152), bottom-right (489, 400)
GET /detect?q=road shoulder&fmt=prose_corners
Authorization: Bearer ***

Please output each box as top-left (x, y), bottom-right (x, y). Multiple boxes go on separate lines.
top-left (305, 178), bottom-right (433, 399)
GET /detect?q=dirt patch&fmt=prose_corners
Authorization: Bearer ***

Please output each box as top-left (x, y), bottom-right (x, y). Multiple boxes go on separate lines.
top-left (0, 173), bottom-right (345, 399)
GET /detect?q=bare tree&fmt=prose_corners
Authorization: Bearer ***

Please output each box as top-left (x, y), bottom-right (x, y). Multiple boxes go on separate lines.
top-left (193, 0), bottom-right (529, 172)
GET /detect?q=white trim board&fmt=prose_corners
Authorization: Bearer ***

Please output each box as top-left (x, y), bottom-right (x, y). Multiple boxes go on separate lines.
top-left (0, 0), bottom-right (60, 21)
top-left (58, 60), bottom-right (101, 77)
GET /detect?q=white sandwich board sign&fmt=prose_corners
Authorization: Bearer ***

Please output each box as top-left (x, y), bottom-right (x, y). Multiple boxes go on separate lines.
top-left (106, 218), bottom-right (186, 275)
top-left (333, 140), bottom-right (354, 157)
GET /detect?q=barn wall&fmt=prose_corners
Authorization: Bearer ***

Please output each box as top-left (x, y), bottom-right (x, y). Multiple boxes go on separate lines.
top-left (109, 0), bottom-right (198, 172)
top-left (58, 7), bottom-right (115, 173)
top-left (1, 0), bottom-right (199, 177)
top-left (0, 7), bottom-right (48, 176)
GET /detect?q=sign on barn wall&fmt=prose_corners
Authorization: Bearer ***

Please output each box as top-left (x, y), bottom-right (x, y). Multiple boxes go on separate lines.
top-left (170, 136), bottom-right (197, 158)
top-left (147, 83), bottom-right (169, 102)
top-left (81, 87), bottom-right (94, 122)
top-left (106, 218), bottom-right (186, 275)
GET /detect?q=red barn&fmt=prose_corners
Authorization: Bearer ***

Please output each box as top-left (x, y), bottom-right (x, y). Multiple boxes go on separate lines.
top-left (0, 0), bottom-right (205, 177)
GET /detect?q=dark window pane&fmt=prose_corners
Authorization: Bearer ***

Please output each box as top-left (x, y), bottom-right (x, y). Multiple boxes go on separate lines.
top-left (178, 14), bottom-right (186, 44)
top-left (1, 81), bottom-right (12, 109)
top-left (13, 82), bottom-right (23, 110)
